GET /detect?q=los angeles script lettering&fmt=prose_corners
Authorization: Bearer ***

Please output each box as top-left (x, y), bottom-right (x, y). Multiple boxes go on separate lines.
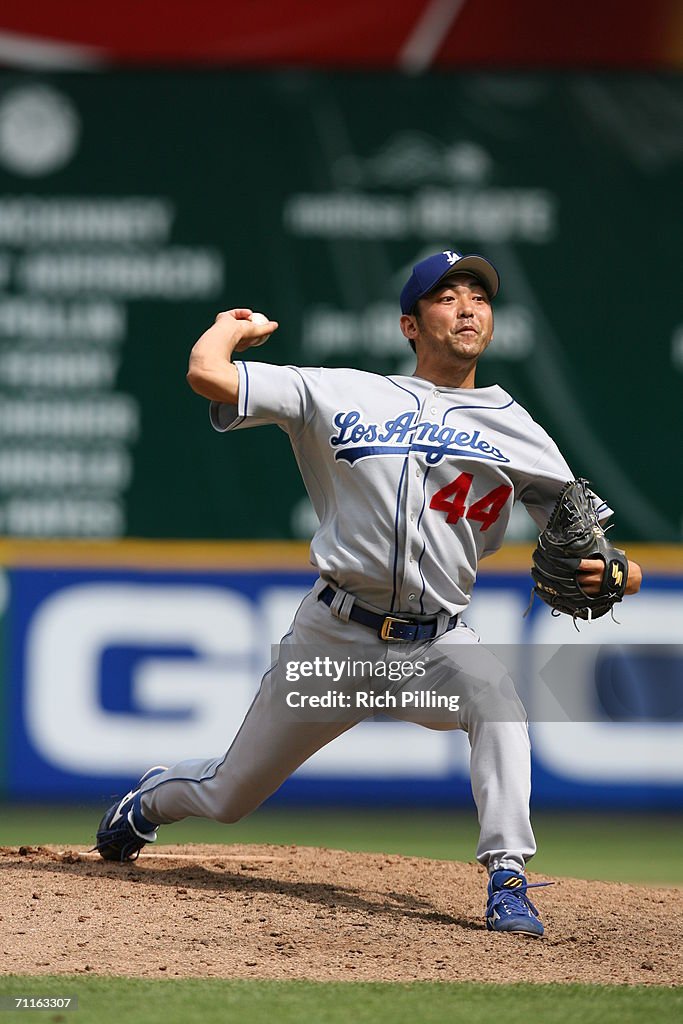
top-left (329, 410), bottom-right (508, 464)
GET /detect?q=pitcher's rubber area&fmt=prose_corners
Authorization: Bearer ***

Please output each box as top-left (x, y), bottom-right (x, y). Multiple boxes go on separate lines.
top-left (1, 844), bottom-right (681, 985)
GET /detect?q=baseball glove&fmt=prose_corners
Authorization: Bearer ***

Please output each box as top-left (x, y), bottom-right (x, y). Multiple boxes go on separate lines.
top-left (530, 478), bottom-right (628, 622)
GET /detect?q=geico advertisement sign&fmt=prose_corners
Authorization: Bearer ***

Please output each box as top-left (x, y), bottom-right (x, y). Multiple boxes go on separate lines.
top-left (14, 576), bottom-right (683, 788)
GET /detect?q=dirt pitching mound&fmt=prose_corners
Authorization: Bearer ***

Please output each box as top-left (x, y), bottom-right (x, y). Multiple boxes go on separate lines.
top-left (1, 844), bottom-right (681, 986)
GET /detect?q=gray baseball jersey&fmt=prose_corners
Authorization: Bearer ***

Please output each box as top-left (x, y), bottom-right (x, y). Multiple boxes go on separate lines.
top-left (211, 362), bottom-right (611, 616)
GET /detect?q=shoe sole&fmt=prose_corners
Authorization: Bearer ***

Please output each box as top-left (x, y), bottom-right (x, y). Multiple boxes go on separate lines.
top-left (488, 925), bottom-right (544, 937)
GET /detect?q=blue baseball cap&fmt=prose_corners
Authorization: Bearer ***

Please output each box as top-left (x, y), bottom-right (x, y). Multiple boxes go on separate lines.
top-left (400, 249), bottom-right (500, 314)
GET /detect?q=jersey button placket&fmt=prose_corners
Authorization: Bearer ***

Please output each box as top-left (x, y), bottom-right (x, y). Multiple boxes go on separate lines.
top-left (410, 390), bottom-right (441, 610)
top-left (402, 455), bottom-right (420, 608)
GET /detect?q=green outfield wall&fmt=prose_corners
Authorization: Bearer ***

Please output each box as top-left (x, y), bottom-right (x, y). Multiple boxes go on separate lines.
top-left (0, 72), bottom-right (680, 542)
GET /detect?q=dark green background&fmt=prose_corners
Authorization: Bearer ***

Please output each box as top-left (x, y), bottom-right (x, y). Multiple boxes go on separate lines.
top-left (0, 71), bottom-right (680, 540)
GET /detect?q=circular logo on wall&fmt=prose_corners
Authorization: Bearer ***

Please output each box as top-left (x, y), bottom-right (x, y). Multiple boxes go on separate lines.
top-left (0, 84), bottom-right (80, 177)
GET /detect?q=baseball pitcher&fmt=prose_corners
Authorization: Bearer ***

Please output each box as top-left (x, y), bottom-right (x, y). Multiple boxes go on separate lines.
top-left (95, 249), bottom-right (642, 936)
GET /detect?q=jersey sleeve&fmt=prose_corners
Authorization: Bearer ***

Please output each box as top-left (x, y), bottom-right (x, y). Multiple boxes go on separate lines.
top-left (516, 438), bottom-right (613, 530)
top-left (209, 361), bottom-right (316, 434)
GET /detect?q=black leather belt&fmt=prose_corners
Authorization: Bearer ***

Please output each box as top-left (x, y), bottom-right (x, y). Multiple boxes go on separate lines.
top-left (318, 585), bottom-right (458, 642)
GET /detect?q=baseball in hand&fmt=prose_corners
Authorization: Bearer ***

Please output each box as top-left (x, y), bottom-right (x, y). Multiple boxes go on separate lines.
top-left (248, 311), bottom-right (271, 346)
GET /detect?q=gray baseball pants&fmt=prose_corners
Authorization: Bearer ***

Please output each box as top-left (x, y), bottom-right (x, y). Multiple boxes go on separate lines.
top-left (139, 579), bottom-right (536, 873)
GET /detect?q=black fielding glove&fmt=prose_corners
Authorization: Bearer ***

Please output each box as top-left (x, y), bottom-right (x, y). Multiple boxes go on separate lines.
top-left (530, 479), bottom-right (628, 622)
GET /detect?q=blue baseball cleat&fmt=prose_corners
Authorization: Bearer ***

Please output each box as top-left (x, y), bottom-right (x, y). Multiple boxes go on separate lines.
top-left (95, 766), bottom-right (167, 862)
top-left (485, 870), bottom-right (552, 936)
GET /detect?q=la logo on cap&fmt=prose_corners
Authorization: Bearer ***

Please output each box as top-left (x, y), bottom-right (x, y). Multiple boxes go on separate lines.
top-left (443, 250), bottom-right (461, 265)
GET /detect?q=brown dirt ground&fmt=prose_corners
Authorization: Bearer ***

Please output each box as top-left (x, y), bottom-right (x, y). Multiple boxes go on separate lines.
top-left (1, 844), bottom-right (681, 986)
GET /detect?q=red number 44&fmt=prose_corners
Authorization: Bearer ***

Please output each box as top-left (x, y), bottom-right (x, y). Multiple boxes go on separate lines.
top-left (429, 472), bottom-right (512, 532)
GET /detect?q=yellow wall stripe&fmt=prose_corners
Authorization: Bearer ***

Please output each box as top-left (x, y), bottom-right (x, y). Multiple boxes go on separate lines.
top-left (0, 539), bottom-right (680, 574)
